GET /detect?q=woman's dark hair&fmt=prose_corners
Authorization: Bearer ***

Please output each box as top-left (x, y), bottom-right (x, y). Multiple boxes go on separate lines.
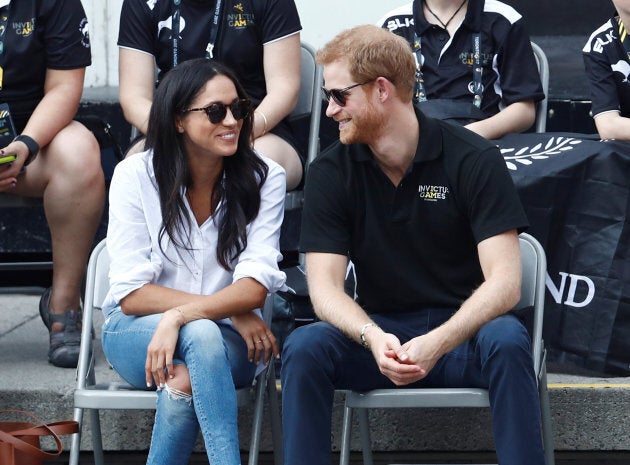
top-left (146, 58), bottom-right (268, 270)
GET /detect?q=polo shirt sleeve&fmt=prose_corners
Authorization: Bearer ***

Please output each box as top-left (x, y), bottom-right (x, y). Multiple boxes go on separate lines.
top-left (117, 0), bottom-right (155, 55)
top-left (495, 20), bottom-right (545, 106)
top-left (299, 152), bottom-right (351, 256)
top-left (459, 146), bottom-right (529, 243)
top-left (43, 0), bottom-right (91, 69)
top-left (583, 36), bottom-right (622, 117)
top-left (259, 0), bottom-right (302, 44)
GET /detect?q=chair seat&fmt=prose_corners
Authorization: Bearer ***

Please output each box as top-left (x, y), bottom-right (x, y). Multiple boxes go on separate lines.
top-left (345, 388), bottom-right (490, 409)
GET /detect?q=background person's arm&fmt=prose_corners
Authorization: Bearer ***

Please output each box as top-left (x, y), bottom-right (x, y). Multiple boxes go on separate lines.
top-left (465, 100), bottom-right (536, 140)
top-left (118, 48), bottom-right (156, 135)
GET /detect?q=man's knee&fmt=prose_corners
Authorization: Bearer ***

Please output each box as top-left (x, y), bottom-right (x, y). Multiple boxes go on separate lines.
top-left (282, 322), bottom-right (338, 374)
top-left (477, 314), bottom-right (532, 360)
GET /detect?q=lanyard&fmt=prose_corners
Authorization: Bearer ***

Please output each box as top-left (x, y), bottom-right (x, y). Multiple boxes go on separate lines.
top-left (618, 17), bottom-right (630, 61)
top-left (412, 31), bottom-right (483, 108)
top-left (172, 0), bottom-right (223, 68)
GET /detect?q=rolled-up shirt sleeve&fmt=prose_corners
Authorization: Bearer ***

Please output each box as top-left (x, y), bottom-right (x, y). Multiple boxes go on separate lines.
top-left (232, 158), bottom-right (288, 293)
top-left (105, 156), bottom-right (162, 308)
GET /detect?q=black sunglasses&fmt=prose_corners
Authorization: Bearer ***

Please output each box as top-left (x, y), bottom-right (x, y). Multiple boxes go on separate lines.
top-left (321, 80), bottom-right (373, 107)
top-left (181, 98), bottom-right (251, 124)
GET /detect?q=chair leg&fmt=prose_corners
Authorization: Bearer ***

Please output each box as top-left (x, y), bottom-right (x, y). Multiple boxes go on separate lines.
top-left (90, 409), bottom-right (105, 465)
top-left (539, 362), bottom-right (555, 465)
top-left (357, 408), bottom-right (373, 465)
top-left (248, 368), bottom-right (268, 465)
top-left (69, 407), bottom-right (83, 465)
top-left (339, 401), bottom-right (353, 465)
top-left (267, 363), bottom-right (283, 465)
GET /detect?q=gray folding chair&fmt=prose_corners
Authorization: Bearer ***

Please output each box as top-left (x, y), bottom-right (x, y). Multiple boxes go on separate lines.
top-left (339, 233), bottom-right (555, 465)
top-left (284, 41), bottom-right (323, 209)
top-left (69, 239), bottom-right (283, 465)
top-left (531, 41), bottom-right (549, 133)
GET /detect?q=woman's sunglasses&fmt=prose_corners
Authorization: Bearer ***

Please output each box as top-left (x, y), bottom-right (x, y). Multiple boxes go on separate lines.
top-left (321, 80), bottom-right (372, 107)
top-left (181, 98), bottom-right (251, 124)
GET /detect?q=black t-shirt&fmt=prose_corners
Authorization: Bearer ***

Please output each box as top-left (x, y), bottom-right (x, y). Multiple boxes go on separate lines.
top-left (0, 0), bottom-right (91, 130)
top-left (378, 0), bottom-right (544, 118)
top-left (118, 0), bottom-right (302, 105)
top-left (583, 16), bottom-right (630, 118)
top-left (300, 110), bottom-right (528, 314)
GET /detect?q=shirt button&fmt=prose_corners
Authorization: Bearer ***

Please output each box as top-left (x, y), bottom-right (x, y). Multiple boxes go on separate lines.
top-left (439, 34), bottom-right (447, 42)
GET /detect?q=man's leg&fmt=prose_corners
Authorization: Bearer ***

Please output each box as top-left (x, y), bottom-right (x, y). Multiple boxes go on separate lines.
top-left (428, 313), bottom-right (545, 465)
top-left (14, 121), bottom-right (105, 366)
top-left (281, 321), bottom-right (394, 465)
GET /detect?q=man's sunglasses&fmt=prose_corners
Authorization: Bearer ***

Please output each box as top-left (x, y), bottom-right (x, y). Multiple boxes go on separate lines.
top-left (321, 80), bottom-right (372, 107)
top-left (181, 98), bottom-right (251, 124)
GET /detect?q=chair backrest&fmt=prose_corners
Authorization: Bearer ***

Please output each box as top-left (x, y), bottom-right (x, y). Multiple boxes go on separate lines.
top-left (513, 233), bottom-right (547, 374)
top-left (531, 41), bottom-right (549, 134)
top-left (291, 42), bottom-right (323, 172)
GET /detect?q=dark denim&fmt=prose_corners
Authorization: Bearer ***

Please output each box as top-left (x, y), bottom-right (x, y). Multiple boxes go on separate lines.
top-left (281, 309), bottom-right (545, 465)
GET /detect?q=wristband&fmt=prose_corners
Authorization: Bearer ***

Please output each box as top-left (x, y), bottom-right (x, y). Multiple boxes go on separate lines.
top-left (360, 322), bottom-right (378, 349)
top-left (13, 134), bottom-right (40, 166)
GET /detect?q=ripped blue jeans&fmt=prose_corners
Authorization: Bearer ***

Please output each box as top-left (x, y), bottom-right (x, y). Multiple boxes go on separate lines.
top-left (102, 307), bottom-right (255, 465)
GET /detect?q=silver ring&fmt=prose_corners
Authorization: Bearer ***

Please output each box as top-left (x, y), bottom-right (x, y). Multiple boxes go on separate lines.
top-left (257, 340), bottom-right (263, 344)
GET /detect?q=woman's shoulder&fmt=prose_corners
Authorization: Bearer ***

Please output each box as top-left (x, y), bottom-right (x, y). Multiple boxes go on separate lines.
top-left (113, 150), bottom-right (154, 182)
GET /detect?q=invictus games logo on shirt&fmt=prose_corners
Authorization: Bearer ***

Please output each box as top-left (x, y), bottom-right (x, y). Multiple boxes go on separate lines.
top-left (12, 18), bottom-right (35, 37)
top-left (227, 3), bottom-right (254, 29)
top-left (418, 184), bottom-right (449, 201)
top-left (79, 18), bottom-right (90, 48)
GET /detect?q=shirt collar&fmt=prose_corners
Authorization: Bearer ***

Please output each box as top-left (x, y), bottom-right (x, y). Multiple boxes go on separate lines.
top-left (413, 0), bottom-right (484, 33)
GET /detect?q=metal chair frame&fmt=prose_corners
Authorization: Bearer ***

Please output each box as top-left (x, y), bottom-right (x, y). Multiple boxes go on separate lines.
top-left (69, 239), bottom-right (283, 465)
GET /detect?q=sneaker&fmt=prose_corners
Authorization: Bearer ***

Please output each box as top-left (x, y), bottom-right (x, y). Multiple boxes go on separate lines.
top-left (39, 288), bottom-right (82, 368)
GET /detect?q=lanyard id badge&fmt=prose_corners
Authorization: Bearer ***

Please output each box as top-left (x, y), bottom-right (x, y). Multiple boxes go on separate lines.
top-left (412, 31), bottom-right (483, 108)
top-left (172, 0), bottom-right (223, 67)
top-left (0, 5), bottom-right (9, 89)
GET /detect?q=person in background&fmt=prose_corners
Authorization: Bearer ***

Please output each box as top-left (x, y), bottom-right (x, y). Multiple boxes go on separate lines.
top-left (102, 58), bottom-right (286, 465)
top-left (378, 0), bottom-right (545, 139)
top-left (117, 0), bottom-right (304, 190)
top-left (280, 25), bottom-right (545, 465)
top-left (583, 0), bottom-right (630, 140)
top-left (0, 0), bottom-right (105, 368)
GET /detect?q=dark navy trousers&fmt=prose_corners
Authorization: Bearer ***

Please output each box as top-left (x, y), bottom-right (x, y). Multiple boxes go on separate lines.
top-left (281, 309), bottom-right (545, 465)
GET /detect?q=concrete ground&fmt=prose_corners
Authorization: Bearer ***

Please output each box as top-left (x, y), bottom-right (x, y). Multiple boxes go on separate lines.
top-left (2, 292), bottom-right (630, 464)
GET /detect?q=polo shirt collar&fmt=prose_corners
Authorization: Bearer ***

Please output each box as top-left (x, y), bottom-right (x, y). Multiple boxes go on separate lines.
top-left (413, 0), bottom-right (484, 33)
top-left (349, 106), bottom-right (442, 164)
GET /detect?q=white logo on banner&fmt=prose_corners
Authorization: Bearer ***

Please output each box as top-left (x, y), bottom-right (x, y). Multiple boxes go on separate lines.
top-left (546, 272), bottom-right (595, 308)
top-left (500, 136), bottom-right (583, 171)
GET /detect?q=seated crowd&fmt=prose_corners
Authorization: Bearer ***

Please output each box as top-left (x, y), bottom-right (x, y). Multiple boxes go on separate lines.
top-left (2, 0), bottom-right (628, 464)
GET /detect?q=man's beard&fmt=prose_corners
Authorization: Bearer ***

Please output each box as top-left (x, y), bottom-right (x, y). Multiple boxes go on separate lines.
top-left (339, 100), bottom-right (384, 145)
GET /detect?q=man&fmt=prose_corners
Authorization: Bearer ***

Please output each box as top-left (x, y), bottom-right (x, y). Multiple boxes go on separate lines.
top-left (583, 0), bottom-right (630, 140)
top-left (281, 25), bottom-right (545, 465)
top-left (378, 0), bottom-right (545, 139)
top-left (0, 0), bottom-right (105, 367)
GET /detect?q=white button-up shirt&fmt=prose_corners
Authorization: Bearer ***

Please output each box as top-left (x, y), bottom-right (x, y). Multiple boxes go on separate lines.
top-left (102, 150), bottom-right (287, 323)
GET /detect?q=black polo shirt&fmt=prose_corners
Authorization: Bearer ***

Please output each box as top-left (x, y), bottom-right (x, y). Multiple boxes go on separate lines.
top-left (300, 110), bottom-right (528, 314)
top-left (118, 0), bottom-right (301, 105)
top-left (378, 0), bottom-right (544, 118)
top-left (0, 0), bottom-right (91, 131)
top-left (583, 16), bottom-right (630, 118)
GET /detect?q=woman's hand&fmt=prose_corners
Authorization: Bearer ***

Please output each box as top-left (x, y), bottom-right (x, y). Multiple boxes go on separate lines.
top-left (231, 312), bottom-right (279, 364)
top-left (145, 309), bottom-right (185, 389)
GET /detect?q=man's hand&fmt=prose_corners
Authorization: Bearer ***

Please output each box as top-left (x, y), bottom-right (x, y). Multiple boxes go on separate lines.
top-left (399, 332), bottom-right (443, 377)
top-left (368, 329), bottom-right (426, 386)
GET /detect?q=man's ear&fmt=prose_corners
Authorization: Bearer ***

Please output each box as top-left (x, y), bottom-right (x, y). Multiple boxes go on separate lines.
top-left (374, 76), bottom-right (393, 103)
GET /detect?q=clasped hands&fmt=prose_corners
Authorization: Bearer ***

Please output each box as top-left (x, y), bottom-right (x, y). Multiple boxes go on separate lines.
top-left (370, 330), bottom-right (442, 386)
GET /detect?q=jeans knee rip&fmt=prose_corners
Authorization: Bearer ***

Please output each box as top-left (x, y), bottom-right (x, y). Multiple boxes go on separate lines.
top-left (164, 383), bottom-right (193, 405)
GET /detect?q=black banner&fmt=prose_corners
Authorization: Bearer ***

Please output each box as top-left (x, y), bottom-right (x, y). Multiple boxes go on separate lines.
top-left (498, 132), bottom-right (630, 375)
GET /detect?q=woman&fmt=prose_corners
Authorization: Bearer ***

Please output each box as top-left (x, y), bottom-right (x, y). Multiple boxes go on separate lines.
top-left (101, 58), bottom-right (287, 464)
top-left (118, 0), bottom-right (304, 190)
